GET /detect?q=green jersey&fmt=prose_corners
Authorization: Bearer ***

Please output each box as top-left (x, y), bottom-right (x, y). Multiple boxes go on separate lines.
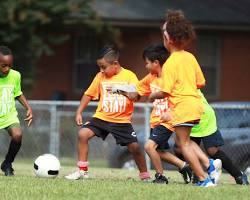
top-left (190, 90), bottom-right (217, 137)
top-left (0, 69), bottom-right (22, 129)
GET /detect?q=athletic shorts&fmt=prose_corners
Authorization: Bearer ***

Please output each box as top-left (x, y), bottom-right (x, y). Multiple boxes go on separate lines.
top-left (149, 125), bottom-right (173, 150)
top-left (82, 117), bottom-right (137, 146)
top-left (4, 123), bottom-right (21, 131)
top-left (190, 130), bottom-right (224, 150)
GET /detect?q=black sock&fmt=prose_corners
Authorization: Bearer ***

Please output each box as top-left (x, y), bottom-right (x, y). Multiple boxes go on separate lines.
top-left (4, 140), bottom-right (22, 165)
top-left (210, 150), bottom-right (242, 178)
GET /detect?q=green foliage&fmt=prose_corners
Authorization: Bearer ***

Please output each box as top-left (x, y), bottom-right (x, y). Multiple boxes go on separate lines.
top-left (0, 0), bottom-right (97, 90)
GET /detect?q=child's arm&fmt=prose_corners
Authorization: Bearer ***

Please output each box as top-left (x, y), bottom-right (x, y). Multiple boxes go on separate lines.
top-left (148, 91), bottom-right (167, 102)
top-left (75, 95), bottom-right (92, 126)
top-left (16, 94), bottom-right (33, 126)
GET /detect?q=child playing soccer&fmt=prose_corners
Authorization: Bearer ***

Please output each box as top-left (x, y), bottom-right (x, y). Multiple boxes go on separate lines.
top-left (65, 45), bottom-right (150, 181)
top-left (116, 44), bottom-right (192, 184)
top-left (0, 46), bottom-right (33, 176)
top-left (116, 44), bottom-right (221, 185)
top-left (175, 91), bottom-right (249, 185)
top-left (149, 10), bottom-right (220, 187)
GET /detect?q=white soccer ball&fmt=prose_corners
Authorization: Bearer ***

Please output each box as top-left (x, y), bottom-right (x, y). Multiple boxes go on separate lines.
top-left (34, 154), bottom-right (60, 178)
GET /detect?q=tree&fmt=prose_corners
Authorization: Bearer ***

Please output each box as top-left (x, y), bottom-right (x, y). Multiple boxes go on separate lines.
top-left (0, 0), bottom-right (101, 91)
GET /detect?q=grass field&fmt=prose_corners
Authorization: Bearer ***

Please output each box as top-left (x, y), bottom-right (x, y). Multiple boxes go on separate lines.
top-left (0, 160), bottom-right (249, 200)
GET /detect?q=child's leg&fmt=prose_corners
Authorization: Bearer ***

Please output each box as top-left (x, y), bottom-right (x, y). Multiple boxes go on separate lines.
top-left (144, 140), bottom-right (163, 174)
top-left (1, 125), bottom-right (22, 176)
top-left (76, 127), bottom-right (96, 172)
top-left (65, 127), bottom-right (95, 180)
top-left (190, 140), bottom-right (209, 168)
top-left (77, 127), bottom-right (95, 162)
top-left (207, 147), bottom-right (248, 185)
top-left (158, 151), bottom-right (185, 169)
top-left (175, 126), bottom-right (207, 181)
top-left (127, 142), bottom-right (147, 173)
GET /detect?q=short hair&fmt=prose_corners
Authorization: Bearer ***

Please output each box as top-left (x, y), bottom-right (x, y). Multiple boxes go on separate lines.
top-left (142, 43), bottom-right (169, 66)
top-left (165, 10), bottom-right (196, 47)
top-left (0, 46), bottom-right (12, 55)
top-left (98, 45), bottom-right (119, 63)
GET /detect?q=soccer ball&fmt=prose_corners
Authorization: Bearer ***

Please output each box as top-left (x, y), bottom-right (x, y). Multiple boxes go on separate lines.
top-left (34, 154), bottom-right (60, 178)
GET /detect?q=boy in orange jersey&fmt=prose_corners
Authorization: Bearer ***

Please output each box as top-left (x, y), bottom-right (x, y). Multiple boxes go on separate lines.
top-left (149, 10), bottom-right (219, 187)
top-left (115, 44), bottom-right (192, 184)
top-left (65, 45), bottom-right (150, 181)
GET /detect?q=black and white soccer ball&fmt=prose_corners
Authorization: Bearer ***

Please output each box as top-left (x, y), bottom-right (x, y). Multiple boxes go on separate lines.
top-left (34, 154), bottom-right (60, 178)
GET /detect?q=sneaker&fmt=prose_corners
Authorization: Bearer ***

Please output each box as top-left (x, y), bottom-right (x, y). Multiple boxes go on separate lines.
top-left (196, 177), bottom-right (216, 187)
top-left (235, 172), bottom-right (249, 185)
top-left (65, 170), bottom-right (88, 180)
top-left (179, 164), bottom-right (192, 184)
top-left (1, 162), bottom-right (14, 176)
top-left (207, 159), bottom-right (222, 184)
top-left (152, 173), bottom-right (168, 184)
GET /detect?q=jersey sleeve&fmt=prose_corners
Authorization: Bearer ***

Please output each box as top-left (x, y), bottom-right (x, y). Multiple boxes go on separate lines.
top-left (128, 71), bottom-right (139, 85)
top-left (84, 73), bottom-right (101, 100)
top-left (14, 72), bottom-right (23, 97)
top-left (161, 63), bottom-right (176, 94)
top-left (136, 74), bottom-right (151, 96)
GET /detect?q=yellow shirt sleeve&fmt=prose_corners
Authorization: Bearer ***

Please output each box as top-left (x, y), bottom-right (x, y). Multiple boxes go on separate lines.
top-left (84, 73), bottom-right (101, 100)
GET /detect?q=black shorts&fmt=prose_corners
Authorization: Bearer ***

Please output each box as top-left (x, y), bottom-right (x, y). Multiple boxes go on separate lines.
top-left (190, 130), bottom-right (225, 150)
top-left (149, 125), bottom-right (173, 150)
top-left (82, 117), bottom-right (137, 146)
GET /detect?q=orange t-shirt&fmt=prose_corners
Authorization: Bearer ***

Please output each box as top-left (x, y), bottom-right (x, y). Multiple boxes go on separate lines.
top-left (84, 68), bottom-right (138, 123)
top-left (137, 74), bottom-right (173, 131)
top-left (161, 50), bottom-right (205, 125)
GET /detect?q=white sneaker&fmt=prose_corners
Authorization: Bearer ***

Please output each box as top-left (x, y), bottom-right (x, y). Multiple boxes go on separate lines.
top-left (65, 170), bottom-right (89, 180)
top-left (208, 159), bottom-right (222, 184)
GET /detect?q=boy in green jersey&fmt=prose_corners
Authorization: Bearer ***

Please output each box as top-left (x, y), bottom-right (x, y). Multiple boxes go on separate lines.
top-left (175, 90), bottom-right (249, 185)
top-left (0, 46), bottom-right (33, 176)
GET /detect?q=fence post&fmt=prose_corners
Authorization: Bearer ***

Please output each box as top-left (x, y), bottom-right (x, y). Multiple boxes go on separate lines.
top-left (49, 104), bottom-right (60, 157)
top-left (144, 103), bottom-right (151, 170)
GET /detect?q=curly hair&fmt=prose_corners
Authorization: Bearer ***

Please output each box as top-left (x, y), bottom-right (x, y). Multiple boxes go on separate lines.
top-left (165, 10), bottom-right (196, 48)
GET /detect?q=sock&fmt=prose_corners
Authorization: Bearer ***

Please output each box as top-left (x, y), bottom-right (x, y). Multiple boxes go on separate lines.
top-left (210, 150), bottom-right (242, 178)
top-left (77, 161), bottom-right (89, 171)
top-left (4, 140), bottom-right (22, 164)
top-left (139, 172), bottom-right (150, 180)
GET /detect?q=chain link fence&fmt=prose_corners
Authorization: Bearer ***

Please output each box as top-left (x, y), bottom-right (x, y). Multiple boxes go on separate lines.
top-left (0, 101), bottom-right (249, 171)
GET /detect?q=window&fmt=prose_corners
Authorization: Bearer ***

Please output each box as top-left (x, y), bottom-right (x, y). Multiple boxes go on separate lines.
top-left (73, 33), bottom-right (102, 93)
top-left (197, 35), bottom-right (221, 100)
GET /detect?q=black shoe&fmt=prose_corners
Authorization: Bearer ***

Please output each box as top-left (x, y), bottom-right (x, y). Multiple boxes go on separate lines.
top-left (192, 172), bottom-right (199, 184)
top-left (235, 172), bottom-right (249, 185)
top-left (1, 162), bottom-right (14, 176)
top-left (152, 173), bottom-right (168, 184)
top-left (179, 164), bottom-right (192, 184)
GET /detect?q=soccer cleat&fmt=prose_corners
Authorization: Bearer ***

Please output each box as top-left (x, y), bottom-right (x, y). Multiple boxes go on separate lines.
top-left (152, 173), bottom-right (168, 184)
top-left (196, 177), bottom-right (216, 187)
top-left (1, 162), bottom-right (14, 176)
top-left (65, 170), bottom-right (89, 180)
top-left (207, 159), bottom-right (222, 184)
top-left (235, 172), bottom-right (249, 185)
top-left (179, 164), bottom-right (192, 184)
top-left (192, 172), bottom-right (199, 184)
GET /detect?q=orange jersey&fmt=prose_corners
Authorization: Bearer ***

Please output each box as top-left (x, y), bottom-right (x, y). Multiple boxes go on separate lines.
top-left (161, 51), bottom-right (205, 125)
top-left (137, 74), bottom-right (173, 131)
top-left (85, 68), bottom-right (138, 123)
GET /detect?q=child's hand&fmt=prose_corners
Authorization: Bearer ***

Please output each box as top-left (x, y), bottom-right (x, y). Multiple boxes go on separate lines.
top-left (75, 112), bottom-right (83, 126)
top-left (160, 112), bottom-right (172, 122)
top-left (25, 108), bottom-right (33, 126)
top-left (148, 93), bottom-right (156, 102)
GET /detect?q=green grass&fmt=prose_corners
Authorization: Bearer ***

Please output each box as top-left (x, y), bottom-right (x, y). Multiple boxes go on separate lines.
top-left (0, 161), bottom-right (249, 200)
